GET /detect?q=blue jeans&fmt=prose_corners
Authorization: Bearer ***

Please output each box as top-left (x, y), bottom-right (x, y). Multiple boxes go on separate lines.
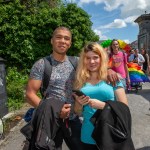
top-left (64, 116), bottom-right (83, 150)
top-left (120, 78), bottom-right (127, 89)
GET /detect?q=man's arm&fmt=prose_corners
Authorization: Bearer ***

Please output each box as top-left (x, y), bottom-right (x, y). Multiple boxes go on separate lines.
top-left (107, 69), bottom-right (120, 86)
top-left (138, 54), bottom-right (145, 64)
top-left (26, 79), bottom-right (42, 107)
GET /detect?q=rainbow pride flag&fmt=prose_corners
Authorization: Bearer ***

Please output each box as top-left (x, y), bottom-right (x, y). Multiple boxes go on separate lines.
top-left (127, 63), bottom-right (150, 82)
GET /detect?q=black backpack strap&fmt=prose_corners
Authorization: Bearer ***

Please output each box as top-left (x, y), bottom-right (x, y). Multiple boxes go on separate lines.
top-left (40, 56), bottom-right (52, 97)
top-left (68, 56), bottom-right (78, 70)
top-left (40, 56), bottom-right (78, 97)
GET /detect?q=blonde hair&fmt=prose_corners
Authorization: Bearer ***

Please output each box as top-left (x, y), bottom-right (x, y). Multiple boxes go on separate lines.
top-left (74, 42), bottom-right (108, 89)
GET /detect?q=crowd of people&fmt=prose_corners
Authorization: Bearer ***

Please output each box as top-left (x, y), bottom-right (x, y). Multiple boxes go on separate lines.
top-left (22, 26), bottom-right (150, 150)
top-left (128, 48), bottom-right (150, 74)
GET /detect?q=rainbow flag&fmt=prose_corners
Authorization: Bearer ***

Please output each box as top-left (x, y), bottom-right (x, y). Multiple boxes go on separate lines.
top-left (127, 63), bottom-right (150, 82)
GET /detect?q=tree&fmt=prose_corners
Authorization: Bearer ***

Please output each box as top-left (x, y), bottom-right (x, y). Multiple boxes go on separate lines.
top-left (0, 1), bottom-right (99, 70)
top-left (0, 0), bottom-right (62, 69)
top-left (60, 3), bottom-right (99, 55)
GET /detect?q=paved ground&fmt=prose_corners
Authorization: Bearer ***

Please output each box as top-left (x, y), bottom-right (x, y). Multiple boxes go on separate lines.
top-left (0, 82), bottom-right (150, 150)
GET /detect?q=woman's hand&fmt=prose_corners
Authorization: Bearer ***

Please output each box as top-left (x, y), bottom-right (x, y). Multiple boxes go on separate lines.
top-left (89, 99), bottom-right (106, 109)
top-left (73, 93), bottom-right (90, 106)
top-left (126, 77), bottom-right (130, 85)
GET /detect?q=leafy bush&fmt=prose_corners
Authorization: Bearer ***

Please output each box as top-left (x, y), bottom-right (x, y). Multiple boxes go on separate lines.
top-left (6, 67), bottom-right (28, 111)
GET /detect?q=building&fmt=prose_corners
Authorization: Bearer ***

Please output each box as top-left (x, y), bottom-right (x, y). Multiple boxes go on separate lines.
top-left (134, 12), bottom-right (150, 55)
top-left (130, 40), bottom-right (138, 49)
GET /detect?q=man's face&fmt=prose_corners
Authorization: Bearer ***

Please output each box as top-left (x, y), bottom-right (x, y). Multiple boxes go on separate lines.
top-left (51, 29), bottom-right (72, 55)
top-left (134, 49), bottom-right (138, 55)
top-left (131, 50), bottom-right (134, 54)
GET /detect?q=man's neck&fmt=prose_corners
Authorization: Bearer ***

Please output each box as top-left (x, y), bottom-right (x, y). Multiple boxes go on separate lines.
top-left (51, 52), bottom-right (67, 62)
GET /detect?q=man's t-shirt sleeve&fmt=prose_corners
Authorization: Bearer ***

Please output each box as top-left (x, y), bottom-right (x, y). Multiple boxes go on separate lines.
top-left (30, 59), bottom-right (45, 80)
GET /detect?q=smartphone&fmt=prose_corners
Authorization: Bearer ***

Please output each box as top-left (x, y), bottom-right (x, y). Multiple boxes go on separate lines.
top-left (72, 90), bottom-right (86, 96)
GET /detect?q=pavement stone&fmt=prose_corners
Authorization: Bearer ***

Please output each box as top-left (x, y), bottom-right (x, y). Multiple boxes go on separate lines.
top-left (127, 82), bottom-right (150, 150)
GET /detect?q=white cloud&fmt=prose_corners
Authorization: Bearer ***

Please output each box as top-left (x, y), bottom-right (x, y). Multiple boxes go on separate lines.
top-left (74, 0), bottom-right (150, 42)
top-left (94, 29), bottom-right (108, 40)
top-left (103, 0), bottom-right (124, 11)
top-left (77, 0), bottom-right (150, 17)
top-left (123, 39), bottom-right (130, 44)
top-left (98, 19), bottom-right (126, 29)
top-left (124, 16), bottom-right (138, 24)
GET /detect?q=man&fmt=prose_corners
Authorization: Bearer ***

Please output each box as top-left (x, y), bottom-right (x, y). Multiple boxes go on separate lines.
top-left (133, 49), bottom-right (145, 69)
top-left (26, 26), bottom-right (82, 150)
top-left (26, 26), bottom-right (119, 150)
top-left (128, 49), bottom-right (135, 62)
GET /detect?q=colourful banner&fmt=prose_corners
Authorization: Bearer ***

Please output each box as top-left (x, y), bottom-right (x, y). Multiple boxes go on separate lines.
top-left (127, 63), bottom-right (150, 82)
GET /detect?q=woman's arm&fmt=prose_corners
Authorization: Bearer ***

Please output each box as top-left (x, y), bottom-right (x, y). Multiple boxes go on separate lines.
top-left (125, 64), bottom-right (130, 85)
top-left (88, 99), bottom-right (106, 109)
top-left (114, 87), bottom-right (128, 105)
top-left (74, 101), bottom-right (83, 115)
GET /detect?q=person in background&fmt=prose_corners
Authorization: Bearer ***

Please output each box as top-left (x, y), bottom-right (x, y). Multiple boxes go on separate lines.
top-left (132, 49), bottom-right (145, 69)
top-left (141, 48), bottom-right (150, 74)
top-left (73, 42), bottom-right (128, 150)
top-left (109, 39), bottom-right (130, 89)
top-left (128, 49), bottom-right (135, 62)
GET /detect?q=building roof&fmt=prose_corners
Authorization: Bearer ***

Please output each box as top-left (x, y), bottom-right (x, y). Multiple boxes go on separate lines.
top-left (135, 13), bottom-right (150, 23)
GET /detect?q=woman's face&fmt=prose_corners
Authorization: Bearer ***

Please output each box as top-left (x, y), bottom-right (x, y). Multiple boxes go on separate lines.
top-left (141, 49), bottom-right (145, 54)
top-left (84, 51), bottom-right (101, 72)
top-left (111, 40), bottom-right (119, 53)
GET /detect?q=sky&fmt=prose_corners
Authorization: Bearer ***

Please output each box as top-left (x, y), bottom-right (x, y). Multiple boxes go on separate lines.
top-left (66, 0), bottom-right (150, 44)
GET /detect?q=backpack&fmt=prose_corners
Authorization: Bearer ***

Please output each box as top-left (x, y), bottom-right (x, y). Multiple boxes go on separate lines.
top-left (24, 55), bottom-right (78, 122)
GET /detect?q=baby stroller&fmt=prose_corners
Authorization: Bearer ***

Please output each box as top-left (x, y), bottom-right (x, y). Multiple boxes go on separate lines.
top-left (127, 62), bottom-right (150, 93)
top-left (127, 81), bottom-right (142, 93)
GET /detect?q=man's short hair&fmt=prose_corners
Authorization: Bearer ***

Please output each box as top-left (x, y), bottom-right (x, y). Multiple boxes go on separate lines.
top-left (52, 26), bottom-right (72, 38)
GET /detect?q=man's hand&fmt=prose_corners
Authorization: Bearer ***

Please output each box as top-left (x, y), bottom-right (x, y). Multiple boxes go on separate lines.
top-left (107, 69), bottom-right (119, 86)
top-left (59, 103), bottom-right (71, 119)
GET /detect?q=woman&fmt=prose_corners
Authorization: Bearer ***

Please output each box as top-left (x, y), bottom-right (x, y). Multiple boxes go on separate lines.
top-left (73, 42), bottom-right (128, 150)
top-left (109, 39), bottom-right (130, 88)
top-left (141, 48), bottom-right (150, 74)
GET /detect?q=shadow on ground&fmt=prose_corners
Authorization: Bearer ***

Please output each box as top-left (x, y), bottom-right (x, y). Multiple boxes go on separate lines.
top-left (128, 89), bottom-right (150, 102)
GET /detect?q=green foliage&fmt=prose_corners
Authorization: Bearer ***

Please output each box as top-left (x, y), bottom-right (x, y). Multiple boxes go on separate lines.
top-left (0, 0), bottom-right (62, 70)
top-left (0, 1), bottom-right (99, 70)
top-left (60, 3), bottom-right (99, 55)
top-left (6, 67), bottom-right (28, 111)
top-left (1, 1), bottom-right (100, 111)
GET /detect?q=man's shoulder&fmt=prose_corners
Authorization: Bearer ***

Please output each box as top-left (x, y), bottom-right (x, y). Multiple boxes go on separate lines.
top-left (138, 54), bottom-right (144, 58)
top-left (67, 56), bottom-right (79, 66)
top-left (32, 58), bottom-right (44, 67)
top-left (68, 55), bottom-right (79, 59)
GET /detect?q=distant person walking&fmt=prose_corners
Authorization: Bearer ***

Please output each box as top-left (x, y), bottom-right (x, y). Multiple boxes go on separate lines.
top-left (128, 49), bottom-right (135, 62)
top-left (141, 48), bottom-right (150, 74)
top-left (132, 49), bottom-right (145, 69)
top-left (109, 39), bottom-right (130, 89)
